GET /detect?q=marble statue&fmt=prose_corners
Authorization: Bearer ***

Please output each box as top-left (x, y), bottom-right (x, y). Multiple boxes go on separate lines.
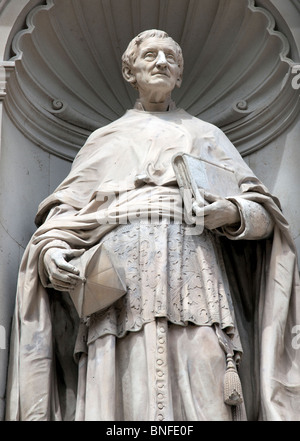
top-left (5, 30), bottom-right (300, 421)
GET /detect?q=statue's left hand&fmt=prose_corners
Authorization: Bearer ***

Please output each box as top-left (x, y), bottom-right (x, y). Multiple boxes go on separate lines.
top-left (194, 192), bottom-right (240, 230)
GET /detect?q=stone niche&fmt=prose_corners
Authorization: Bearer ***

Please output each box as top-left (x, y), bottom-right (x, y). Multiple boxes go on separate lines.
top-left (4, 0), bottom-right (300, 160)
top-left (0, 0), bottom-right (299, 420)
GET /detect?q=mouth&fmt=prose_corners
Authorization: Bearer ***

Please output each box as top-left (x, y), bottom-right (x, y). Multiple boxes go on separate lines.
top-left (152, 72), bottom-right (170, 78)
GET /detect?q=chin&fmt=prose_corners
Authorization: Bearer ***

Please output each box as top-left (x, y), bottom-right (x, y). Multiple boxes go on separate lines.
top-left (149, 77), bottom-right (175, 89)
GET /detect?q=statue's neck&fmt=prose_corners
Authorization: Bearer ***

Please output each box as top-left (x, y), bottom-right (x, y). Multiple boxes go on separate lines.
top-left (134, 97), bottom-right (177, 112)
top-left (136, 92), bottom-right (174, 112)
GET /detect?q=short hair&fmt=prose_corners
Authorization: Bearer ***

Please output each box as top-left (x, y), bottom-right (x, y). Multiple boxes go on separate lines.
top-left (122, 29), bottom-right (184, 89)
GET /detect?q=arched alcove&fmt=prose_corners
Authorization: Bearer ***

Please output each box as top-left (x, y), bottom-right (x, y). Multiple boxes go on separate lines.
top-left (4, 0), bottom-right (300, 160)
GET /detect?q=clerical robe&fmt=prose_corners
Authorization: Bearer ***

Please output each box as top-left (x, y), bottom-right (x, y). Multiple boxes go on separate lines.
top-left (5, 105), bottom-right (300, 421)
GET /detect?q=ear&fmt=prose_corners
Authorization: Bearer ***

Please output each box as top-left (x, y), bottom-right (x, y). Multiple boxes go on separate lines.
top-left (176, 76), bottom-right (182, 88)
top-left (122, 65), bottom-right (136, 86)
top-left (176, 66), bottom-right (183, 88)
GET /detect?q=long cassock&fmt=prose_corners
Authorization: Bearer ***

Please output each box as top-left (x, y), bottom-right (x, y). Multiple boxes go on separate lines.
top-left (5, 103), bottom-right (300, 421)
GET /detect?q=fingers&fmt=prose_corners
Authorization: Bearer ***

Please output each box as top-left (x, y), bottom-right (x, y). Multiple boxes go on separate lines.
top-left (203, 191), bottom-right (222, 203)
top-left (64, 248), bottom-right (86, 260)
top-left (193, 199), bottom-right (225, 230)
top-left (60, 248), bottom-right (86, 274)
top-left (196, 199), bottom-right (239, 230)
top-left (51, 281), bottom-right (81, 292)
top-left (56, 258), bottom-right (80, 275)
top-left (193, 201), bottom-right (216, 217)
top-left (50, 266), bottom-right (83, 283)
top-left (192, 201), bottom-right (205, 217)
top-left (49, 269), bottom-right (84, 292)
top-left (51, 280), bottom-right (77, 292)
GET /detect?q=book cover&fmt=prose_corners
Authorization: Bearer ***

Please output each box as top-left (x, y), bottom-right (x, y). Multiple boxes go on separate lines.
top-left (172, 152), bottom-right (241, 209)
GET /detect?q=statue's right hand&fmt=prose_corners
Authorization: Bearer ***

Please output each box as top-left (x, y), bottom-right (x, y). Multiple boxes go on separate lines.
top-left (43, 247), bottom-right (85, 292)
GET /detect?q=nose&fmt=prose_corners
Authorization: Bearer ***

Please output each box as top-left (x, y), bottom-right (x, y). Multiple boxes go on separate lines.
top-left (156, 51), bottom-right (167, 68)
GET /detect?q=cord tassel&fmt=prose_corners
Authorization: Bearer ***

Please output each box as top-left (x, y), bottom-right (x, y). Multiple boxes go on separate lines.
top-left (224, 354), bottom-right (243, 406)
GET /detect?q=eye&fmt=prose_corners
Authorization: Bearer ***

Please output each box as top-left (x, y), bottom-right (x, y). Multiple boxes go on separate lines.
top-left (144, 51), bottom-right (156, 60)
top-left (166, 53), bottom-right (176, 62)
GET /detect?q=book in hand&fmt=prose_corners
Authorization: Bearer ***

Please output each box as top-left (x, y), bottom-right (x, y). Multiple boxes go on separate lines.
top-left (68, 243), bottom-right (126, 318)
top-left (172, 152), bottom-right (241, 215)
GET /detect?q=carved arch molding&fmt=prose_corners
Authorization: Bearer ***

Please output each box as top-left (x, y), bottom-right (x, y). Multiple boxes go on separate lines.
top-left (3, 0), bottom-right (300, 160)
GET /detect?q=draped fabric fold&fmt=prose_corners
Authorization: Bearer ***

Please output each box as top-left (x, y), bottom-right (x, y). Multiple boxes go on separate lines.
top-left (5, 108), bottom-right (300, 420)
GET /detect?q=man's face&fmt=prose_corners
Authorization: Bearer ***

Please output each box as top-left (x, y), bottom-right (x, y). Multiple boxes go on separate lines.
top-left (132, 37), bottom-right (182, 94)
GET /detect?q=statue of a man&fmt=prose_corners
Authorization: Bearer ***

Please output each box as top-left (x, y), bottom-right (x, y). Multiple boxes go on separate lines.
top-left (5, 30), bottom-right (300, 421)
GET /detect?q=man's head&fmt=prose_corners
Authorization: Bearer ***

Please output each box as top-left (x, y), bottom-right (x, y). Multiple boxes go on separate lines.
top-left (122, 29), bottom-right (184, 93)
